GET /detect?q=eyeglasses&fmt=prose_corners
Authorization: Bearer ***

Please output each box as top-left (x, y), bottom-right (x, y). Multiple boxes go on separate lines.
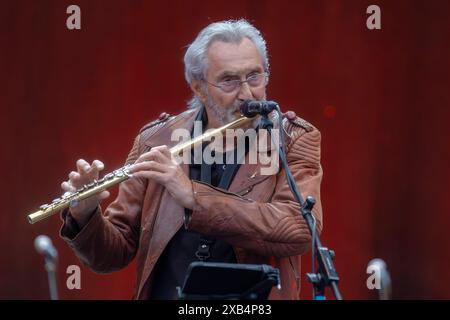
top-left (205, 72), bottom-right (268, 93)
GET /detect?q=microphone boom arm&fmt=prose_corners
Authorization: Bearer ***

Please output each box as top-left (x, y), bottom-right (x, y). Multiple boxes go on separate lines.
top-left (260, 106), bottom-right (343, 300)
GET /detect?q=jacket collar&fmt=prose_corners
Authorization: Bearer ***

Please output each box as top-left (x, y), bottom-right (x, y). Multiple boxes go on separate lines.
top-left (142, 107), bottom-right (279, 193)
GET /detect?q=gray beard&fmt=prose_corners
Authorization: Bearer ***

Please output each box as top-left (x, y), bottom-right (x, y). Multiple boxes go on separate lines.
top-left (205, 94), bottom-right (241, 126)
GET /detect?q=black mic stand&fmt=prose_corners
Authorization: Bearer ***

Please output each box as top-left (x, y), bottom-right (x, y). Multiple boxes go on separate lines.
top-left (260, 113), bottom-right (342, 300)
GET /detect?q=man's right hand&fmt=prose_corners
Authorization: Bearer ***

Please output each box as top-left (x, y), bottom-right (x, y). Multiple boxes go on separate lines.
top-left (61, 159), bottom-right (110, 228)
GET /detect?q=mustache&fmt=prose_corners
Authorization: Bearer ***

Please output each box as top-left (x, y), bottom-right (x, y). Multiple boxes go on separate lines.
top-left (228, 101), bottom-right (243, 113)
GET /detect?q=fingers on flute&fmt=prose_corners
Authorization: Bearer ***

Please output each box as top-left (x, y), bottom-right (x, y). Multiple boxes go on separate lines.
top-left (88, 160), bottom-right (104, 179)
top-left (136, 146), bottom-right (169, 163)
top-left (76, 159), bottom-right (104, 180)
top-left (99, 190), bottom-right (110, 200)
top-left (130, 161), bottom-right (166, 174)
top-left (61, 181), bottom-right (76, 193)
top-left (76, 159), bottom-right (90, 173)
top-left (132, 170), bottom-right (165, 183)
top-left (91, 160), bottom-right (104, 171)
top-left (64, 170), bottom-right (79, 190)
top-left (151, 145), bottom-right (170, 157)
top-left (69, 170), bottom-right (80, 182)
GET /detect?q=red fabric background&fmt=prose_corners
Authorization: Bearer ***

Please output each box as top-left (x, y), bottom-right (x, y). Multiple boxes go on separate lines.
top-left (1, 0), bottom-right (449, 299)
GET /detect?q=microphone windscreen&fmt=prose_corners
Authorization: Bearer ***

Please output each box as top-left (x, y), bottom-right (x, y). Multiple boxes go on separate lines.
top-left (368, 258), bottom-right (392, 300)
top-left (34, 235), bottom-right (57, 259)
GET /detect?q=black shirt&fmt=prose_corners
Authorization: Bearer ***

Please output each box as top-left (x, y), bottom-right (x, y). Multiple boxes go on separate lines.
top-left (149, 108), bottom-right (241, 299)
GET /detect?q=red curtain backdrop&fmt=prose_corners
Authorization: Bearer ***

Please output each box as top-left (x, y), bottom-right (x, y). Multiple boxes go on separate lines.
top-left (1, 0), bottom-right (449, 299)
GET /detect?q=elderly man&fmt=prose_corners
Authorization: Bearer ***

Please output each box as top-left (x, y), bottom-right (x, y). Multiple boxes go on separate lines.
top-left (60, 19), bottom-right (323, 300)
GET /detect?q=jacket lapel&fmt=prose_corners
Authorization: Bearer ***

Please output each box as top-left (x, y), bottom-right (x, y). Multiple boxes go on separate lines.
top-left (137, 108), bottom-right (200, 298)
top-left (229, 112), bottom-right (281, 195)
top-left (137, 109), bottom-right (282, 297)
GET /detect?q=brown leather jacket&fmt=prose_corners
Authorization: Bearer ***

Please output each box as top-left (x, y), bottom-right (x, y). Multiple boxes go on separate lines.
top-left (60, 107), bottom-right (323, 300)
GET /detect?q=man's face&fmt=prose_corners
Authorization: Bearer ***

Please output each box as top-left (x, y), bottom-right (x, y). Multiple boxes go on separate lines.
top-left (194, 38), bottom-right (267, 125)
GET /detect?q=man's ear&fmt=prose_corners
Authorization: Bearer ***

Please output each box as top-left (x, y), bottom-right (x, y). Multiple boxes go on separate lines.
top-left (190, 80), bottom-right (207, 104)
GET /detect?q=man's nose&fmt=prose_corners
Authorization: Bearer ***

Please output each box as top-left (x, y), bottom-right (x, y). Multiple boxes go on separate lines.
top-left (237, 82), bottom-right (253, 101)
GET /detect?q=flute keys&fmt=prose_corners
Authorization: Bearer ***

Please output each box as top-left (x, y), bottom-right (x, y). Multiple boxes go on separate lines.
top-left (116, 171), bottom-right (124, 177)
top-left (104, 173), bottom-right (114, 180)
top-left (62, 191), bottom-right (73, 198)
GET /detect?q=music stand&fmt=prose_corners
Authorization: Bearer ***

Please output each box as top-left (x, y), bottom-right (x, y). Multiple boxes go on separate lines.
top-left (177, 262), bottom-right (280, 300)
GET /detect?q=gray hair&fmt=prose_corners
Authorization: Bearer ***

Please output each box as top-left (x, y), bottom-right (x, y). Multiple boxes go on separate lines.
top-left (184, 19), bottom-right (270, 109)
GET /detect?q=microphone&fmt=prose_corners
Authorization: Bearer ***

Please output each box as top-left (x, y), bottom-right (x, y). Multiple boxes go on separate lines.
top-left (240, 100), bottom-right (278, 118)
top-left (34, 235), bottom-right (58, 260)
top-left (34, 235), bottom-right (59, 300)
top-left (367, 258), bottom-right (392, 300)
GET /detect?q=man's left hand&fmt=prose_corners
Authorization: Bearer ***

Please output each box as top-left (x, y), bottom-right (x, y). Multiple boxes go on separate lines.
top-left (129, 145), bottom-right (195, 209)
